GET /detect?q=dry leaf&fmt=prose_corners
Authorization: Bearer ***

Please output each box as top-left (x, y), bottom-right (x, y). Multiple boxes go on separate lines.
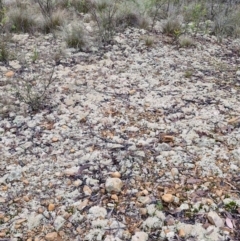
top-left (228, 117), bottom-right (240, 124)
top-left (226, 217), bottom-right (233, 229)
top-left (160, 134), bottom-right (175, 142)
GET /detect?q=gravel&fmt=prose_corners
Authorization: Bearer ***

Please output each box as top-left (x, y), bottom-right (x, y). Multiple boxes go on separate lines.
top-left (0, 28), bottom-right (240, 240)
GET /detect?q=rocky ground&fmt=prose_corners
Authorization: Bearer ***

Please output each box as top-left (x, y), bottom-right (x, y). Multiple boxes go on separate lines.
top-left (0, 28), bottom-right (240, 241)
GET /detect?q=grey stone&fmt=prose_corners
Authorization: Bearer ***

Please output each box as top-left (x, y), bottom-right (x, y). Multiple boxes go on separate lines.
top-left (28, 213), bottom-right (43, 230)
top-left (105, 178), bottom-right (123, 193)
top-left (138, 196), bottom-right (152, 205)
top-left (131, 232), bottom-right (148, 241)
top-left (7, 167), bottom-right (22, 182)
top-left (54, 216), bottom-right (65, 231)
top-left (207, 211), bottom-right (224, 228)
top-left (88, 206), bottom-right (107, 219)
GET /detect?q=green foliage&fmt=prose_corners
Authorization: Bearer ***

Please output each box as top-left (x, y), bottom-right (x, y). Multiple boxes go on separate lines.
top-left (0, 0), bottom-right (7, 28)
top-left (224, 201), bottom-right (238, 212)
top-left (184, 70), bottom-right (193, 78)
top-left (184, 2), bottom-right (207, 34)
top-left (0, 42), bottom-right (9, 62)
top-left (162, 18), bottom-right (182, 37)
top-left (31, 48), bottom-right (39, 63)
top-left (72, 0), bottom-right (91, 13)
top-left (156, 200), bottom-right (163, 211)
top-left (0, 35), bottom-right (10, 63)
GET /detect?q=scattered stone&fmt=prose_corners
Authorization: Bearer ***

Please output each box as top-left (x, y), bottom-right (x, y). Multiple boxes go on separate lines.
top-left (77, 199), bottom-right (89, 210)
top-left (171, 168), bottom-right (179, 177)
top-left (54, 216), bottom-right (66, 231)
top-left (131, 232), bottom-right (148, 241)
top-left (142, 217), bottom-right (162, 230)
top-left (216, 190), bottom-right (223, 197)
top-left (110, 171), bottom-right (121, 178)
top-left (207, 211), bottom-right (224, 228)
top-left (5, 71), bottom-right (14, 77)
top-left (179, 203), bottom-right (189, 210)
top-left (73, 179), bottom-right (82, 187)
top-left (140, 208), bottom-right (147, 215)
top-left (162, 194), bottom-right (174, 203)
top-left (178, 229), bottom-right (185, 237)
top-left (111, 194), bottom-right (119, 202)
top-left (141, 189), bottom-right (149, 196)
top-left (137, 196), bottom-right (152, 205)
top-left (104, 235), bottom-right (122, 241)
top-left (45, 232), bottom-right (58, 241)
top-left (83, 185), bottom-right (92, 195)
top-left (88, 206), bottom-right (107, 219)
top-left (105, 178), bottom-right (123, 193)
top-left (64, 167), bottom-right (78, 176)
top-left (7, 167), bottom-right (22, 181)
top-left (52, 137), bottom-right (59, 142)
top-left (48, 203), bottom-right (55, 211)
top-left (0, 232), bottom-right (6, 237)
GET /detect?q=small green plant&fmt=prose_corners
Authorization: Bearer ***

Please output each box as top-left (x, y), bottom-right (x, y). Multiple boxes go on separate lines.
top-left (0, 40), bottom-right (9, 63)
top-left (184, 2), bottom-right (207, 34)
top-left (0, 0), bottom-right (7, 27)
top-left (144, 36), bottom-right (154, 47)
top-left (72, 0), bottom-right (90, 14)
top-left (156, 200), bottom-right (163, 211)
top-left (224, 201), bottom-right (238, 212)
top-left (31, 48), bottom-right (39, 63)
top-left (12, 67), bottom-right (56, 111)
top-left (162, 18), bottom-right (182, 37)
top-left (184, 70), bottom-right (193, 78)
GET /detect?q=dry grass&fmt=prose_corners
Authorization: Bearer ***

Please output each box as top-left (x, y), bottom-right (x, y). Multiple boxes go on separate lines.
top-left (62, 22), bottom-right (88, 50)
top-left (40, 8), bottom-right (66, 33)
top-left (7, 6), bottom-right (37, 33)
top-left (179, 35), bottom-right (195, 48)
top-left (162, 18), bottom-right (182, 37)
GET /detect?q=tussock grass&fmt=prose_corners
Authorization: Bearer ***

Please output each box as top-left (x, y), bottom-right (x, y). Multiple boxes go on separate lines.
top-left (179, 35), bottom-right (195, 48)
top-left (62, 22), bottom-right (87, 50)
top-left (7, 6), bottom-right (37, 33)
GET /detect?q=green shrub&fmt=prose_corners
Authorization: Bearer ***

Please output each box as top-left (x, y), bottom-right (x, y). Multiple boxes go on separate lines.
top-left (0, 40), bottom-right (9, 62)
top-left (213, 7), bottom-right (240, 38)
top-left (72, 0), bottom-right (91, 13)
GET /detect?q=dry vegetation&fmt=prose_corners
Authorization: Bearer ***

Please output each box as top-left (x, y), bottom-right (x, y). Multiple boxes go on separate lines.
top-left (1, 0), bottom-right (240, 111)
